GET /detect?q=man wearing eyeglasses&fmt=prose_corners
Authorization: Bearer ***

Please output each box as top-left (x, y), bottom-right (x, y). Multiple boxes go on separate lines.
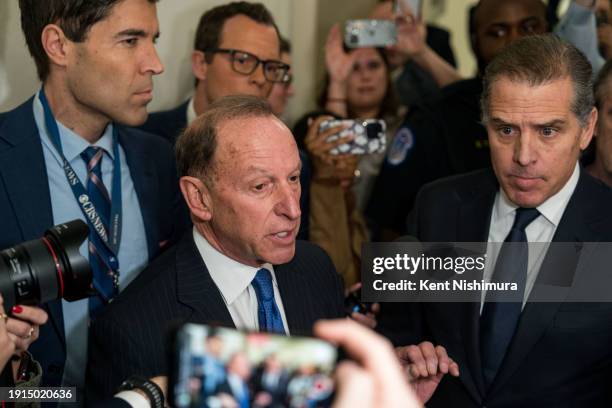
top-left (268, 37), bottom-right (295, 123)
top-left (139, 1), bottom-right (290, 144)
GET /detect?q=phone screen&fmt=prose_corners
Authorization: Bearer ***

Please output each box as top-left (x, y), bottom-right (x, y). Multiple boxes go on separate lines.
top-left (171, 324), bottom-right (338, 408)
top-left (394, 0), bottom-right (422, 18)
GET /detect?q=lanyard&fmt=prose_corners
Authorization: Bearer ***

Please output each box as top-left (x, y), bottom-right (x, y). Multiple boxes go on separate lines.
top-left (39, 89), bottom-right (123, 257)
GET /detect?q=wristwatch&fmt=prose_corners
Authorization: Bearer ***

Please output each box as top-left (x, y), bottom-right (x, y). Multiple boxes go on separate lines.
top-left (117, 375), bottom-right (164, 408)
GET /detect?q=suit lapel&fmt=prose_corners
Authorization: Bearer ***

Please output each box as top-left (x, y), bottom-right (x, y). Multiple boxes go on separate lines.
top-left (451, 174), bottom-right (496, 401)
top-left (118, 128), bottom-right (159, 257)
top-left (274, 263), bottom-right (309, 335)
top-left (175, 233), bottom-right (234, 328)
top-left (0, 98), bottom-right (65, 342)
top-left (488, 171), bottom-right (602, 393)
top-left (0, 98), bottom-right (54, 241)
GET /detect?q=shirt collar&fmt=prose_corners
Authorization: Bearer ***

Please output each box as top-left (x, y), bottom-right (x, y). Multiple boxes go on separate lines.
top-left (192, 227), bottom-right (276, 305)
top-left (33, 89), bottom-right (115, 162)
top-left (496, 162), bottom-right (580, 227)
top-left (186, 96), bottom-right (197, 125)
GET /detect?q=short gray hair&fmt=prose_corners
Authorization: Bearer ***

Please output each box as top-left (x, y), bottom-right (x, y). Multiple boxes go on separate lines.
top-left (175, 95), bottom-right (274, 181)
top-left (481, 34), bottom-right (594, 126)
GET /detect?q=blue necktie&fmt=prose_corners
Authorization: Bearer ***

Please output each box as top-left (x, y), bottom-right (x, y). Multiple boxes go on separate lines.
top-left (81, 146), bottom-right (118, 316)
top-left (481, 207), bottom-right (540, 387)
top-left (251, 268), bottom-right (286, 334)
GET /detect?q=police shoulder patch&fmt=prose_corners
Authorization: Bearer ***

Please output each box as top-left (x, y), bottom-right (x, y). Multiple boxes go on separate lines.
top-left (387, 126), bottom-right (414, 166)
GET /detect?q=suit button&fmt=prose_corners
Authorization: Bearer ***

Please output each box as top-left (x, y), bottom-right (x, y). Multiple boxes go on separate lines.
top-left (48, 364), bottom-right (60, 374)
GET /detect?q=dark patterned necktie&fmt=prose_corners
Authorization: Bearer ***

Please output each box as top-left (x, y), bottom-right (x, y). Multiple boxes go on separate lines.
top-left (480, 207), bottom-right (540, 387)
top-left (80, 146), bottom-right (118, 316)
top-left (251, 268), bottom-right (286, 334)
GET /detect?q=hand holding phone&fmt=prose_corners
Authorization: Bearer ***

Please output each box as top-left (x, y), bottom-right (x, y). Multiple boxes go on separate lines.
top-left (394, 0), bottom-right (422, 19)
top-left (170, 324), bottom-right (339, 408)
top-left (344, 20), bottom-right (397, 49)
top-left (319, 119), bottom-right (387, 156)
top-left (314, 320), bottom-right (421, 407)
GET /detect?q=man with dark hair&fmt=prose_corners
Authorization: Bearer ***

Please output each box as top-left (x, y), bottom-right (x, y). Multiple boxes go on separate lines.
top-left (367, 0), bottom-right (603, 240)
top-left (380, 34), bottom-right (612, 406)
top-left (87, 95), bottom-right (344, 401)
top-left (139, 1), bottom-right (289, 144)
top-left (0, 0), bottom-right (187, 397)
top-left (586, 58), bottom-right (612, 186)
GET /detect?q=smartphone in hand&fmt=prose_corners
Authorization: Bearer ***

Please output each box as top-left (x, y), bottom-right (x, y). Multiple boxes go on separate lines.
top-left (344, 19), bottom-right (397, 48)
top-left (169, 323), bottom-right (339, 408)
top-left (319, 119), bottom-right (387, 155)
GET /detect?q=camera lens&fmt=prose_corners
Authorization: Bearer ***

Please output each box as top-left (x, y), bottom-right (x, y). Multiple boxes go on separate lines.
top-left (366, 122), bottom-right (383, 139)
top-left (0, 219), bottom-right (92, 310)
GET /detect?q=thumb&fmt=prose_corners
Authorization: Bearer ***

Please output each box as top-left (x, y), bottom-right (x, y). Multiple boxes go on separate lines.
top-left (333, 361), bottom-right (374, 408)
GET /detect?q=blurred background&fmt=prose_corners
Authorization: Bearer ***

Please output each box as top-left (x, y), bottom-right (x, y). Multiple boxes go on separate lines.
top-left (1, 0), bottom-right (573, 122)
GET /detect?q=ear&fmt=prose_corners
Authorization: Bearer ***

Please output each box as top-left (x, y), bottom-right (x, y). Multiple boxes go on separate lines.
top-left (579, 107), bottom-right (598, 150)
top-left (179, 176), bottom-right (213, 222)
top-left (41, 24), bottom-right (71, 70)
top-left (191, 50), bottom-right (208, 81)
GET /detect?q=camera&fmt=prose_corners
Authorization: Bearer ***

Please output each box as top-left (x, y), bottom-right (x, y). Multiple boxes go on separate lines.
top-left (319, 118), bottom-right (387, 155)
top-left (344, 19), bottom-right (397, 48)
top-left (0, 219), bottom-right (92, 310)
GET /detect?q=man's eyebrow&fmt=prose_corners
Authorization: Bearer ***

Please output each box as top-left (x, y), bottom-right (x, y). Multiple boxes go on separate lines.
top-left (245, 166), bottom-right (271, 175)
top-left (538, 119), bottom-right (566, 127)
top-left (114, 29), bottom-right (156, 38)
top-left (489, 117), bottom-right (513, 126)
top-left (521, 16), bottom-right (544, 25)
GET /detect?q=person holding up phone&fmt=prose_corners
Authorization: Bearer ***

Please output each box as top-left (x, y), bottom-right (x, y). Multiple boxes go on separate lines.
top-left (370, 0), bottom-right (461, 107)
top-left (292, 23), bottom-right (404, 289)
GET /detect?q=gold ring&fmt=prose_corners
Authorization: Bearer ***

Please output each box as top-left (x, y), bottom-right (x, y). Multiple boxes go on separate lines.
top-left (24, 326), bottom-right (34, 339)
top-left (0, 313), bottom-right (7, 322)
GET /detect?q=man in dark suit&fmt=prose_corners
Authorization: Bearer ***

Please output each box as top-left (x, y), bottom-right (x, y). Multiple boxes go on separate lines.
top-left (251, 355), bottom-right (291, 406)
top-left (0, 0), bottom-right (187, 398)
top-left (380, 34), bottom-right (612, 407)
top-left (139, 2), bottom-right (289, 145)
top-left (87, 95), bottom-right (345, 401)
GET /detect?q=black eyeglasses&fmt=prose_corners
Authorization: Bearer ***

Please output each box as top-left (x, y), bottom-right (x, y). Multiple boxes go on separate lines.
top-left (205, 48), bottom-right (290, 83)
top-left (280, 71), bottom-right (293, 86)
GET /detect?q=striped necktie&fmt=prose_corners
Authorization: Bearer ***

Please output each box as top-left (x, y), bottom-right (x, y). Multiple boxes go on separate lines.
top-left (80, 146), bottom-right (118, 315)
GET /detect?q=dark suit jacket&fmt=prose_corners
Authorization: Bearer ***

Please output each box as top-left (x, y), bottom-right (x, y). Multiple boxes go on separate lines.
top-left (379, 168), bottom-right (612, 407)
top-left (86, 233), bottom-right (344, 402)
top-left (0, 97), bottom-right (189, 388)
top-left (138, 99), bottom-right (189, 145)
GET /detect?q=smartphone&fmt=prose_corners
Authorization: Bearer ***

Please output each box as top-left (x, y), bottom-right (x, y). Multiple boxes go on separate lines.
top-left (344, 19), bottom-right (397, 48)
top-left (170, 323), bottom-right (339, 408)
top-left (394, 0), bottom-right (422, 18)
top-left (319, 119), bottom-right (387, 155)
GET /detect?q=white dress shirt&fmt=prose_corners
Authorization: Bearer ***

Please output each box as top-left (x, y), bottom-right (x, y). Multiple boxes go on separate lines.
top-left (186, 96), bottom-right (197, 125)
top-left (480, 163), bottom-right (580, 310)
top-left (192, 227), bottom-right (290, 334)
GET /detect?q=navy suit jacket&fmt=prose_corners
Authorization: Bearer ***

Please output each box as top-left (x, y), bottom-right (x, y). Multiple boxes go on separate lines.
top-left (86, 232), bottom-right (345, 402)
top-left (0, 97), bottom-right (189, 388)
top-left (138, 99), bottom-right (189, 145)
top-left (379, 168), bottom-right (612, 407)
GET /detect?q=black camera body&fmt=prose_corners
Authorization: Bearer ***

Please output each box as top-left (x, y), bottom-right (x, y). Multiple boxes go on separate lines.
top-left (0, 220), bottom-right (92, 310)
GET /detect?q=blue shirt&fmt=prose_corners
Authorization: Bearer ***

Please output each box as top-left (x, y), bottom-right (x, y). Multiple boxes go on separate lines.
top-left (32, 93), bottom-right (149, 395)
